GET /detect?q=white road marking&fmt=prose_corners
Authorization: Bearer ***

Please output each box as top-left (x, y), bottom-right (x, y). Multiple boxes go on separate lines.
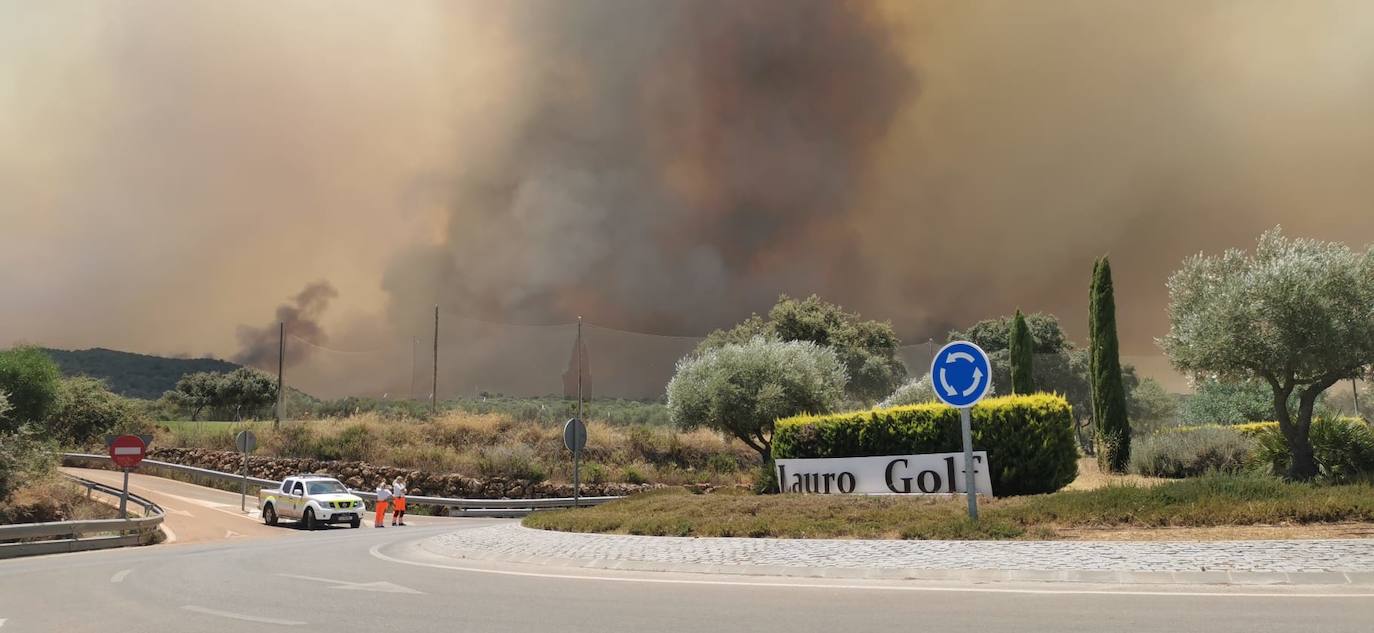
top-left (110, 569), bottom-right (132, 583)
top-left (368, 542), bottom-right (1374, 599)
top-left (182, 606), bottom-right (304, 626)
top-left (278, 573), bottom-right (423, 594)
top-left (148, 491), bottom-right (262, 523)
top-left (163, 508), bottom-right (194, 517)
top-left (0, 617), bottom-right (7, 628)
top-left (225, 529), bottom-right (242, 538)
top-left (160, 523), bottom-right (177, 544)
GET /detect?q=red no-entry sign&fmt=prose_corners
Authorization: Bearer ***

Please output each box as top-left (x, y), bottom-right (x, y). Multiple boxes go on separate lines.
top-left (109, 434), bottom-right (146, 469)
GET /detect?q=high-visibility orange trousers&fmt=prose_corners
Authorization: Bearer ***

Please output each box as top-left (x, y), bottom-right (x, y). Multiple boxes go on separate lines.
top-left (375, 501), bottom-right (389, 526)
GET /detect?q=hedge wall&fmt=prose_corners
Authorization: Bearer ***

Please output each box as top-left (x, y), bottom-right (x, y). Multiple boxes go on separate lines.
top-left (773, 394), bottom-right (1078, 496)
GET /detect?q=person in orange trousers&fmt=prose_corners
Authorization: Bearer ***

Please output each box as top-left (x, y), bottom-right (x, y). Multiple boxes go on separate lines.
top-left (374, 480), bottom-right (393, 528)
top-left (391, 477), bottom-right (407, 526)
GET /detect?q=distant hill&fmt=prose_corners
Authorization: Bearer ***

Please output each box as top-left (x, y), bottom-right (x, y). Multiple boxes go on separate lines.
top-left (41, 348), bottom-right (242, 399)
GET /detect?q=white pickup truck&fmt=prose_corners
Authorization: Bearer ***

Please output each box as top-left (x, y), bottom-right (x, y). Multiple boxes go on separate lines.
top-left (259, 475), bottom-right (365, 529)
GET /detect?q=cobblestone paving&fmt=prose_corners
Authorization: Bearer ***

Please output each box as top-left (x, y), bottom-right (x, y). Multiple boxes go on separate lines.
top-left (435, 523), bottom-right (1374, 573)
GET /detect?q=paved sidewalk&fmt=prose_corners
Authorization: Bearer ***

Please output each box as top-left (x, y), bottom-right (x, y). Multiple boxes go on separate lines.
top-left (428, 523), bottom-right (1374, 586)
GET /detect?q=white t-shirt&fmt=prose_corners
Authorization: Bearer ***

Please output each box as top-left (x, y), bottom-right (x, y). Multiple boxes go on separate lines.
top-left (375, 486), bottom-right (393, 501)
top-left (392, 483), bottom-right (407, 498)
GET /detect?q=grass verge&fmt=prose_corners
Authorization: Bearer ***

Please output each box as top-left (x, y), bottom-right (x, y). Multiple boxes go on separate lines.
top-left (522, 473), bottom-right (1374, 540)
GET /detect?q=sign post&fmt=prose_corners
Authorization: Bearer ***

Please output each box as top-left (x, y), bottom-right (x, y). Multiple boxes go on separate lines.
top-left (931, 341), bottom-right (992, 520)
top-left (563, 417), bottom-right (587, 507)
top-left (235, 430), bottom-right (257, 512)
top-left (107, 435), bottom-right (148, 519)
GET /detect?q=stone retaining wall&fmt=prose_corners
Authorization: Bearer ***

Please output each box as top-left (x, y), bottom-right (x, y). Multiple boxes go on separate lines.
top-left (146, 448), bottom-right (662, 499)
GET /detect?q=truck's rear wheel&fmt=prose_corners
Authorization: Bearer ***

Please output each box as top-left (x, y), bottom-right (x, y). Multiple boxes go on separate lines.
top-left (263, 504), bottom-right (278, 526)
top-left (302, 508), bottom-right (317, 530)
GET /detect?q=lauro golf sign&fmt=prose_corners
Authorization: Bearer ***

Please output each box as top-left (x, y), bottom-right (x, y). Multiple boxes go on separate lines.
top-left (775, 452), bottom-right (992, 495)
top-left (777, 341), bottom-right (994, 515)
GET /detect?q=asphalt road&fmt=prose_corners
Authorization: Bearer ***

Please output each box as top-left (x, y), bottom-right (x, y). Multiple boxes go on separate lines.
top-left (1, 474), bottom-right (1372, 632)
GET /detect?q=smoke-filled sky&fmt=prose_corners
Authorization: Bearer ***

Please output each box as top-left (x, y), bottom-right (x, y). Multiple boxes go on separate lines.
top-left (4, 1), bottom-right (1374, 396)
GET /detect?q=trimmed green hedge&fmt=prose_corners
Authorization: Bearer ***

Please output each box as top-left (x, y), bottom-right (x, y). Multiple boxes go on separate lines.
top-left (773, 394), bottom-right (1078, 496)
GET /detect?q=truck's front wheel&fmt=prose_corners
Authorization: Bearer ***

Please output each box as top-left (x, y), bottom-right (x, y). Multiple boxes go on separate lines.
top-left (302, 508), bottom-right (317, 531)
top-left (263, 504), bottom-right (278, 526)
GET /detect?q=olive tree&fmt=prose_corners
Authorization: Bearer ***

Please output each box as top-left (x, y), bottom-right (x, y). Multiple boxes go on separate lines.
top-left (1161, 228), bottom-right (1374, 480)
top-left (668, 337), bottom-right (847, 462)
top-left (697, 295), bottom-right (905, 404)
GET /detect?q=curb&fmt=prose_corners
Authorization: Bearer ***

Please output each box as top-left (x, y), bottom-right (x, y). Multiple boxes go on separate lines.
top-left (422, 527), bottom-right (1374, 587)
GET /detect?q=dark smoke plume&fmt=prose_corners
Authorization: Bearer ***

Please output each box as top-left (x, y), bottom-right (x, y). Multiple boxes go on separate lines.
top-left (383, 0), bottom-right (915, 335)
top-left (234, 281), bottom-right (337, 369)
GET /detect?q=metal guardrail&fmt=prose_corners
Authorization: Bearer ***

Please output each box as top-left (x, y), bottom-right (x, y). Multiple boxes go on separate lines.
top-left (0, 475), bottom-right (165, 559)
top-left (60, 453), bottom-right (622, 517)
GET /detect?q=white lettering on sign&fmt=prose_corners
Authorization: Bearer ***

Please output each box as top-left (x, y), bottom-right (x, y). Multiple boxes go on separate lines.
top-left (775, 452), bottom-right (993, 496)
top-left (112, 447), bottom-right (143, 455)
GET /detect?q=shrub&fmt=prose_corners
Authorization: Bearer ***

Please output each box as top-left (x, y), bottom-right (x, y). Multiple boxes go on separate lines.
top-left (879, 374), bottom-right (936, 407)
top-left (773, 394), bottom-right (1079, 496)
top-left (582, 462), bottom-right (609, 485)
top-left (1129, 426), bottom-right (1255, 478)
top-left (0, 427), bottom-right (57, 502)
top-left (621, 465), bottom-right (647, 485)
top-left (476, 445), bottom-right (547, 482)
top-left (0, 347), bottom-right (62, 432)
top-left (1254, 417), bottom-right (1374, 484)
top-left (47, 377), bottom-right (147, 444)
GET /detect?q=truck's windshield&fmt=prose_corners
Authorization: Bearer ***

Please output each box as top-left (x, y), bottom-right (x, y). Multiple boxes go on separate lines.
top-left (306, 481), bottom-right (347, 495)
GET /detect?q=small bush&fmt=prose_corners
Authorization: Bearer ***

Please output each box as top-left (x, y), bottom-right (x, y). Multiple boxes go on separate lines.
top-left (621, 465), bottom-right (647, 485)
top-left (48, 377), bottom-right (148, 444)
top-left (0, 427), bottom-right (57, 502)
top-left (773, 394), bottom-right (1078, 496)
top-left (878, 373), bottom-right (936, 408)
top-left (0, 347), bottom-right (62, 432)
top-left (1255, 417), bottom-right (1374, 484)
top-left (317, 422), bottom-right (377, 462)
top-left (476, 445), bottom-right (547, 482)
top-left (1129, 426), bottom-right (1255, 478)
top-left (582, 462), bottom-right (609, 484)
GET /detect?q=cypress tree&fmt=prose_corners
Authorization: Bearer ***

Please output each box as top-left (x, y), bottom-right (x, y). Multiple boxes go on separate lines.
top-left (1090, 256), bottom-right (1131, 472)
top-left (1008, 309), bottom-right (1035, 394)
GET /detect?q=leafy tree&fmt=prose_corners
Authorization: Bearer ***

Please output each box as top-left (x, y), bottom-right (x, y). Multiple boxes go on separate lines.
top-left (668, 337), bottom-right (847, 463)
top-left (0, 347), bottom-right (62, 432)
top-left (218, 368), bottom-right (278, 419)
top-left (1091, 256), bottom-right (1131, 473)
top-left (1162, 228), bottom-right (1374, 480)
top-left (1180, 378), bottom-right (1292, 425)
top-left (698, 295), bottom-right (905, 403)
top-left (1127, 378), bottom-right (1177, 423)
top-left (47, 377), bottom-right (145, 444)
top-left (1009, 310), bottom-right (1035, 394)
top-left (166, 372), bottom-right (223, 420)
top-left (945, 313), bottom-right (1137, 420)
top-left (949, 312), bottom-right (1067, 355)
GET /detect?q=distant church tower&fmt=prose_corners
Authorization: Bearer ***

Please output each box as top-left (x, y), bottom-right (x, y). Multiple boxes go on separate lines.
top-left (562, 335), bottom-right (591, 398)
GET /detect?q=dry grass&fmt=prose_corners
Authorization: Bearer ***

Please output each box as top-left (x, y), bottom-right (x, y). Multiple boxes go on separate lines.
top-left (1064, 457), bottom-right (1165, 491)
top-left (525, 471), bottom-right (1374, 540)
top-left (0, 477), bottom-right (120, 525)
top-left (159, 412), bottom-right (758, 485)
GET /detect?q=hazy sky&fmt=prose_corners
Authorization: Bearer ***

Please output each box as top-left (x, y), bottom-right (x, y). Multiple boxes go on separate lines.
top-left (4, 1), bottom-right (1374, 395)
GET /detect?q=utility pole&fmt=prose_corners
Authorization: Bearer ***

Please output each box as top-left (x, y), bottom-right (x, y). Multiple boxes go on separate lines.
top-left (575, 316), bottom-right (583, 507)
top-left (1354, 379), bottom-right (1362, 419)
top-left (577, 316), bottom-right (584, 426)
top-left (274, 321), bottom-right (284, 429)
top-left (432, 305), bottom-right (439, 413)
